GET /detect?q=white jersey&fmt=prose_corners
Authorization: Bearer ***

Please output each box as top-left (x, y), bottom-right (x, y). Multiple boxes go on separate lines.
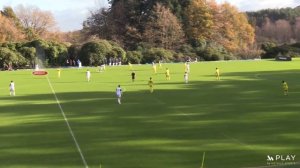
top-left (116, 87), bottom-right (122, 97)
top-left (186, 64), bottom-right (190, 72)
top-left (86, 71), bottom-right (91, 77)
top-left (184, 73), bottom-right (188, 80)
top-left (184, 73), bottom-right (189, 83)
top-left (10, 82), bottom-right (15, 90)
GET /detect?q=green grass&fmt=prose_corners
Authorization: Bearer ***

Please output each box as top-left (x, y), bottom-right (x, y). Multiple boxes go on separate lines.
top-left (1, 59), bottom-right (300, 168)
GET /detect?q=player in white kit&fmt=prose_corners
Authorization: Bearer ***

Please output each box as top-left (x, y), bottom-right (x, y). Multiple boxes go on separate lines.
top-left (86, 69), bottom-right (91, 82)
top-left (9, 81), bottom-right (15, 96)
top-left (116, 85), bottom-right (122, 104)
top-left (184, 72), bottom-right (189, 84)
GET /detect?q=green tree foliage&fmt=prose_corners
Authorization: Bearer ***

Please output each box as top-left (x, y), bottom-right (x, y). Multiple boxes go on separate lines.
top-left (78, 40), bottom-right (125, 66)
top-left (142, 48), bottom-right (173, 63)
top-left (126, 51), bottom-right (143, 64)
top-left (0, 47), bottom-right (26, 69)
top-left (26, 39), bottom-right (68, 66)
top-left (247, 7), bottom-right (300, 27)
top-left (261, 42), bottom-right (300, 58)
top-left (18, 46), bottom-right (36, 67)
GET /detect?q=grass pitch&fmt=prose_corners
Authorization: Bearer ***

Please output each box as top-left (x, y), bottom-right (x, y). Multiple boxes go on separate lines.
top-left (0, 59), bottom-right (300, 168)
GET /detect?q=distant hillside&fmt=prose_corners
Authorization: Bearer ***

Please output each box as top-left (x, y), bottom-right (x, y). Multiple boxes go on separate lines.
top-left (247, 7), bottom-right (300, 44)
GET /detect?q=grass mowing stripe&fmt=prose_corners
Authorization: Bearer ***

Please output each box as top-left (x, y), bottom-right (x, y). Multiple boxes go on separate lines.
top-left (46, 76), bottom-right (89, 168)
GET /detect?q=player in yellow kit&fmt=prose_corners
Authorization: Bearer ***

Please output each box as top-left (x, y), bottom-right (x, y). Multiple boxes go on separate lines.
top-left (57, 68), bottom-right (61, 78)
top-left (148, 77), bottom-right (154, 93)
top-left (215, 68), bottom-right (220, 80)
top-left (159, 60), bottom-right (162, 69)
top-left (282, 80), bottom-right (288, 95)
top-left (165, 68), bottom-right (170, 80)
top-left (128, 62), bottom-right (133, 70)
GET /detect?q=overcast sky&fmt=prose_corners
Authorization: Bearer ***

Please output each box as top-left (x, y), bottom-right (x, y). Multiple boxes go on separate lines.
top-left (0, 0), bottom-right (299, 32)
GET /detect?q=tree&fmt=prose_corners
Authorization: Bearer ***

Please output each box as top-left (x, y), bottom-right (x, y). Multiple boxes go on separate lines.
top-left (0, 47), bottom-right (26, 69)
top-left (15, 5), bottom-right (56, 38)
top-left (144, 3), bottom-right (185, 50)
top-left (79, 40), bottom-right (112, 66)
top-left (212, 3), bottom-right (255, 52)
top-left (0, 13), bottom-right (25, 42)
top-left (185, 0), bottom-right (214, 41)
top-left (247, 6), bottom-right (300, 44)
top-left (1, 6), bottom-right (23, 29)
top-left (295, 17), bottom-right (300, 41)
top-left (18, 46), bottom-right (36, 68)
top-left (83, 8), bottom-right (112, 39)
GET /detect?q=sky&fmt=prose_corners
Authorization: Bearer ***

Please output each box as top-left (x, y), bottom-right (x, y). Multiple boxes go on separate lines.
top-left (0, 0), bottom-right (299, 32)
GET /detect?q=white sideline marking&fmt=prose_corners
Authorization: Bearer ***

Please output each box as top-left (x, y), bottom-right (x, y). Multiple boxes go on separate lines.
top-left (46, 76), bottom-right (88, 168)
top-left (254, 73), bottom-right (260, 78)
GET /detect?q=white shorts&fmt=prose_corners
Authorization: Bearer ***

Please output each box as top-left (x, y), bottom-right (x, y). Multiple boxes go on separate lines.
top-left (116, 93), bottom-right (121, 98)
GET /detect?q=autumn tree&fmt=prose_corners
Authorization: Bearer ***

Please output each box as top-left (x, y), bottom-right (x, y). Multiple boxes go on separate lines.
top-left (185, 0), bottom-right (214, 41)
top-left (247, 6), bottom-right (300, 44)
top-left (275, 19), bottom-right (293, 43)
top-left (294, 17), bottom-right (300, 41)
top-left (144, 3), bottom-right (185, 50)
top-left (212, 3), bottom-right (255, 52)
top-left (83, 8), bottom-right (112, 40)
top-left (1, 7), bottom-right (23, 30)
top-left (15, 5), bottom-right (56, 39)
top-left (0, 13), bottom-right (25, 42)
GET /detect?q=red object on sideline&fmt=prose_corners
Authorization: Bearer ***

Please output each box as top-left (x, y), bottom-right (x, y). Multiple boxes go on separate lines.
top-left (32, 70), bottom-right (48, 75)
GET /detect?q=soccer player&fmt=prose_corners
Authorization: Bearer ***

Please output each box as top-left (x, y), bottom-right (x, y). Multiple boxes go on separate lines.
top-left (35, 64), bottom-right (39, 70)
top-left (148, 77), bottom-right (154, 93)
top-left (184, 72), bottom-right (189, 84)
top-left (152, 62), bottom-right (157, 74)
top-left (116, 85), bottom-right (122, 104)
top-left (86, 69), bottom-right (91, 82)
top-left (215, 68), bottom-right (220, 80)
top-left (77, 60), bottom-right (82, 69)
top-left (159, 60), bottom-right (162, 69)
top-left (129, 62), bottom-right (133, 70)
top-left (166, 68), bottom-right (170, 80)
top-left (131, 71), bottom-right (136, 82)
top-left (186, 62), bottom-right (190, 73)
top-left (99, 64), bottom-right (105, 72)
top-left (9, 81), bottom-right (15, 96)
top-left (282, 80), bottom-right (288, 95)
top-left (57, 68), bottom-right (61, 78)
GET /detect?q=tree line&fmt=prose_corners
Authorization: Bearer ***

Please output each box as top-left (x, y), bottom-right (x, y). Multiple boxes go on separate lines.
top-left (247, 6), bottom-right (300, 44)
top-left (83, 0), bottom-right (258, 61)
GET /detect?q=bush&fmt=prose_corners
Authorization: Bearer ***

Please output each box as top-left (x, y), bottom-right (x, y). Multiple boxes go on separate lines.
top-left (126, 51), bottom-right (143, 64)
top-left (110, 46), bottom-right (126, 62)
top-left (79, 41), bottom-right (108, 66)
top-left (0, 47), bottom-right (26, 69)
top-left (142, 48), bottom-right (173, 63)
top-left (173, 52), bottom-right (185, 62)
top-left (196, 42), bottom-right (234, 61)
top-left (19, 47), bottom-right (36, 68)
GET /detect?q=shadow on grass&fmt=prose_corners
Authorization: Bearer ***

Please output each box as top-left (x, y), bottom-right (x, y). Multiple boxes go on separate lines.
top-left (0, 69), bottom-right (300, 168)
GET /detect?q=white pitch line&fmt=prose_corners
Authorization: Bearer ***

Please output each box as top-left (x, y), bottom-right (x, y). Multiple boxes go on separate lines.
top-left (46, 76), bottom-right (88, 168)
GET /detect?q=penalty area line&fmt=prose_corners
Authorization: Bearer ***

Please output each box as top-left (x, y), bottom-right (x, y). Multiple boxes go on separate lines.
top-left (46, 76), bottom-right (88, 168)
